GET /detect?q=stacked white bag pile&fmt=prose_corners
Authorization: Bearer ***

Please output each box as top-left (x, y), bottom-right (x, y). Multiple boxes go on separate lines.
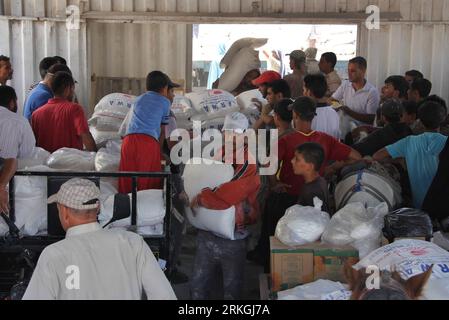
top-left (236, 89), bottom-right (265, 126)
top-left (321, 202), bottom-right (389, 258)
top-left (18, 147), bottom-right (50, 170)
top-left (89, 93), bottom-right (135, 148)
top-left (183, 158), bottom-right (236, 240)
top-left (275, 198), bottom-right (330, 247)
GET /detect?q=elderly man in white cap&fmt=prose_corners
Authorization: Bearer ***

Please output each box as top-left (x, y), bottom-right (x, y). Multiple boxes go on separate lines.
top-left (189, 112), bottom-right (261, 300)
top-left (23, 178), bottom-right (177, 300)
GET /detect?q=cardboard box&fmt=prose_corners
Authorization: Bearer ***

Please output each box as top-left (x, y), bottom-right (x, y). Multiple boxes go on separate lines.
top-left (270, 237), bottom-right (359, 292)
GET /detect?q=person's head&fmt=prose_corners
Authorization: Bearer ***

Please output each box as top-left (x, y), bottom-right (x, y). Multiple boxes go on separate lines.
top-left (39, 57), bottom-right (58, 80)
top-left (48, 179), bottom-right (100, 231)
top-left (401, 100), bottom-right (419, 125)
top-left (405, 70), bottom-right (423, 85)
top-left (319, 52), bottom-right (338, 74)
top-left (305, 47), bottom-right (318, 61)
top-left (273, 99), bottom-right (294, 128)
top-left (251, 71), bottom-right (281, 97)
top-left (53, 56), bottom-right (67, 65)
top-left (237, 69), bottom-right (261, 93)
top-left (46, 63), bottom-right (73, 83)
top-left (292, 96), bottom-right (317, 126)
top-left (0, 85), bottom-right (18, 113)
top-left (287, 50), bottom-right (306, 72)
top-left (146, 70), bottom-right (174, 97)
top-left (348, 57), bottom-right (367, 83)
top-left (382, 76), bottom-right (409, 100)
top-left (167, 81), bottom-right (181, 103)
top-left (424, 95), bottom-right (447, 114)
top-left (291, 142), bottom-right (325, 177)
top-left (418, 101), bottom-right (446, 131)
top-left (51, 71), bottom-right (75, 101)
top-left (303, 74), bottom-right (328, 99)
top-left (222, 112), bottom-right (249, 149)
top-left (266, 79), bottom-right (291, 106)
top-left (408, 78), bottom-right (432, 103)
top-left (380, 99), bottom-right (404, 124)
top-left (0, 55), bottom-right (13, 84)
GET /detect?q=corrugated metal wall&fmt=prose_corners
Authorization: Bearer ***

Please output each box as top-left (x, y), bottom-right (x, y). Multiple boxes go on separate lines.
top-left (2, 0), bottom-right (449, 112)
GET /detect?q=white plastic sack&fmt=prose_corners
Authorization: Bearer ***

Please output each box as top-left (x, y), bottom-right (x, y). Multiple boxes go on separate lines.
top-left (172, 95), bottom-right (194, 120)
top-left (90, 127), bottom-right (121, 149)
top-left (186, 89), bottom-right (239, 121)
top-left (95, 143), bottom-right (121, 172)
top-left (339, 112), bottom-right (358, 139)
top-left (99, 190), bottom-right (165, 228)
top-left (276, 198), bottom-right (330, 247)
top-left (236, 89), bottom-right (266, 111)
top-left (47, 148), bottom-right (96, 171)
top-left (89, 93), bottom-right (135, 132)
top-left (354, 239), bottom-right (449, 300)
top-left (321, 202), bottom-right (389, 258)
top-left (18, 147), bottom-right (51, 170)
top-left (220, 38), bottom-right (268, 69)
top-left (218, 47), bottom-right (262, 93)
top-left (183, 158), bottom-right (236, 240)
top-left (278, 280), bottom-right (349, 301)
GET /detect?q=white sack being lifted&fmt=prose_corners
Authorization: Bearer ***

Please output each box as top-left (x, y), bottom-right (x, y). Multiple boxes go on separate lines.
top-left (89, 93), bottom-right (135, 132)
top-left (217, 38), bottom-right (268, 92)
top-left (187, 89), bottom-right (239, 122)
top-left (275, 198), bottom-right (330, 247)
top-left (47, 148), bottom-right (96, 171)
top-left (321, 202), bottom-right (389, 258)
top-left (18, 147), bottom-right (50, 170)
top-left (183, 158), bottom-right (236, 240)
top-left (99, 190), bottom-right (165, 228)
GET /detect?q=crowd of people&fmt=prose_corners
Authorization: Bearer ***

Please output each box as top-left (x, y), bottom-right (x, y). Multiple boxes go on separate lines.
top-left (0, 46), bottom-right (449, 300)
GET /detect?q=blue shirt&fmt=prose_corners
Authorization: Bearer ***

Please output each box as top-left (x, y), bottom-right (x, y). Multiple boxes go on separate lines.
top-left (126, 91), bottom-right (170, 141)
top-left (23, 83), bottom-right (53, 120)
top-left (386, 132), bottom-right (448, 209)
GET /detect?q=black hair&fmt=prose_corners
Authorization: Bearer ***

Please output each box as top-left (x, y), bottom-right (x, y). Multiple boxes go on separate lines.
top-left (321, 52), bottom-right (337, 69)
top-left (53, 56), bottom-right (67, 65)
top-left (424, 95), bottom-right (447, 113)
top-left (0, 55), bottom-right (10, 63)
top-left (418, 101), bottom-right (446, 130)
top-left (48, 63), bottom-right (72, 76)
top-left (385, 75), bottom-right (409, 99)
top-left (39, 57), bottom-right (58, 79)
top-left (402, 100), bottom-right (419, 116)
top-left (146, 71), bottom-right (170, 92)
top-left (51, 72), bottom-right (74, 96)
top-left (295, 142), bottom-right (325, 172)
top-left (405, 70), bottom-right (424, 80)
top-left (273, 99), bottom-right (294, 123)
top-left (292, 96), bottom-right (317, 122)
top-left (304, 74), bottom-right (328, 99)
top-left (349, 56), bottom-right (367, 70)
top-left (411, 78), bottom-right (432, 98)
top-left (381, 99), bottom-right (403, 124)
top-left (0, 85), bottom-right (17, 108)
top-left (267, 79), bottom-right (291, 99)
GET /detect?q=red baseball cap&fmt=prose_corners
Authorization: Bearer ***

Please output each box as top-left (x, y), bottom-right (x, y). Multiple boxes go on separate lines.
top-left (252, 71), bottom-right (281, 86)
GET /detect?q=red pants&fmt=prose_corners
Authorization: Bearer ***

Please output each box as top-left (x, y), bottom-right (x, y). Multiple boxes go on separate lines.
top-left (119, 134), bottom-right (163, 193)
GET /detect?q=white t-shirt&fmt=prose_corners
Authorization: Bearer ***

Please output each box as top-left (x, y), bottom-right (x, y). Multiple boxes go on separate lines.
top-left (0, 107), bottom-right (35, 159)
top-left (23, 223), bottom-right (177, 300)
top-left (312, 105), bottom-right (341, 140)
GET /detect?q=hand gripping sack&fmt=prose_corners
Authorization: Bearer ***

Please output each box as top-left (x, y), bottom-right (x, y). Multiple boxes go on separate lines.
top-left (276, 198), bottom-right (330, 247)
top-left (183, 158), bottom-right (236, 240)
top-left (89, 93), bottom-right (135, 132)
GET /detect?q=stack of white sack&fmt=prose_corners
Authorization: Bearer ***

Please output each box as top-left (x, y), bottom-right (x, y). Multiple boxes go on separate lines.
top-left (321, 202), bottom-right (389, 258)
top-left (236, 89), bottom-right (265, 126)
top-left (183, 158), bottom-right (236, 240)
top-left (99, 189), bottom-right (166, 236)
top-left (18, 147), bottom-right (51, 170)
top-left (278, 280), bottom-right (351, 301)
top-left (171, 95), bottom-right (195, 130)
top-left (217, 38), bottom-right (268, 92)
top-left (46, 148), bottom-right (96, 171)
top-left (89, 93), bottom-right (135, 147)
top-left (354, 239), bottom-right (449, 300)
top-left (95, 140), bottom-right (122, 192)
top-left (187, 89), bottom-right (239, 124)
top-left (275, 198), bottom-right (330, 247)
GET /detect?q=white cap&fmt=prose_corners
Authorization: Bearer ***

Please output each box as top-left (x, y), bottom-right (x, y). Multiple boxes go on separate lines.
top-left (48, 178), bottom-right (100, 210)
top-left (222, 112), bottom-right (249, 134)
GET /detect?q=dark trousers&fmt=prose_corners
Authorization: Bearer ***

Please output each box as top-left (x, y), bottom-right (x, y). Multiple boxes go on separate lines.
top-left (254, 192), bottom-right (298, 272)
top-left (190, 231), bottom-right (247, 300)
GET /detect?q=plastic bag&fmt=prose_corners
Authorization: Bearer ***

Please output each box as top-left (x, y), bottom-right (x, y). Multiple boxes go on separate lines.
top-left (383, 208), bottom-right (433, 241)
top-left (95, 141), bottom-right (121, 172)
top-left (186, 89), bottom-right (239, 121)
top-left (171, 95), bottom-right (194, 120)
top-left (47, 148), bottom-right (96, 171)
top-left (18, 147), bottom-right (51, 170)
top-left (276, 198), bottom-right (330, 247)
top-left (89, 93), bottom-right (135, 132)
top-left (90, 127), bottom-right (121, 149)
top-left (322, 202), bottom-right (389, 258)
top-left (278, 280), bottom-right (349, 301)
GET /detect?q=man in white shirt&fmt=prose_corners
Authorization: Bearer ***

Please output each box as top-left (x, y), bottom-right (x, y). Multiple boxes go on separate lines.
top-left (22, 178), bottom-right (177, 300)
top-left (332, 56), bottom-right (380, 126)
top-left (303, 74), bottom-right (341, 140)
top-left (318, 52), bottom-right (342, 97)
top-left (0, 86), bottom-right (35, 214)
